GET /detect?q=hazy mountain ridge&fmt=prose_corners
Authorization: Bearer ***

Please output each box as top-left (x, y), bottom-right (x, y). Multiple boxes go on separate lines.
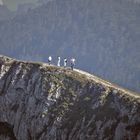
top-left (0, 0), bottom-right (140, 92)
top-left (0, 55), bottom-right (140, 140)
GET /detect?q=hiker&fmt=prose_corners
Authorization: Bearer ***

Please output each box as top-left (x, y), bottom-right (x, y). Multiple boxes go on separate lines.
top-left (57, 56), bottom-right (61, 66)
top-left (48, 56), bottom-right (52, 65)
top-left (64, 58), bottom-right (67, 67)
top-left (70, 58), bottom-right (75, 70)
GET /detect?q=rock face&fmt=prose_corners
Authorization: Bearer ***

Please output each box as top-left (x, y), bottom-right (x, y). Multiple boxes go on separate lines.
top-left (0, 55), bottom-right (140, 140)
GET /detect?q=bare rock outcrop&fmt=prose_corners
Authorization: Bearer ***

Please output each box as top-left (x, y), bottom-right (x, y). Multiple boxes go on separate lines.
top-left (0, 55), bottom-right (140, 140)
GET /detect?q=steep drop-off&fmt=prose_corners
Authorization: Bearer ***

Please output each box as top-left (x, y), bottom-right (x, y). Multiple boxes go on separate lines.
top-left (0, 55), bottom-right (140, 140)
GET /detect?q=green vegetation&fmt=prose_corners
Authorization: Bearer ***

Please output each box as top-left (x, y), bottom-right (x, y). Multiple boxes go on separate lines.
top-left (84, 97), bottom-right (91, 101)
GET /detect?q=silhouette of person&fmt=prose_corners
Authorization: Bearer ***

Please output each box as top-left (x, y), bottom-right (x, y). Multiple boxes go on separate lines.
top-left (70, 58), bottom-right (75, 70)
top-left (64, 58), bottom-right (67, 67)
top-left (57, 56), bottom-right (61, 66)
top-left (48, 56), bottom-right (52, 65)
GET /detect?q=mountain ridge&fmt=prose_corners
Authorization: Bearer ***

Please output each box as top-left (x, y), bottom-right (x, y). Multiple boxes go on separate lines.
top-left (0, 55), bottom-right (140, 140)
top-left (1, 54), bottom-right (139, 96)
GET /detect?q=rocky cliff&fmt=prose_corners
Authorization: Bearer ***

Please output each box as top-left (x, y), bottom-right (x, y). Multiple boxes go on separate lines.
top-left (0, 55), bottom-right (140, 140)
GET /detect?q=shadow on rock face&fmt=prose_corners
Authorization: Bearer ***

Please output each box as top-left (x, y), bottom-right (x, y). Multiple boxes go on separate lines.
top-left (0, 122), bottom-right (17, 140)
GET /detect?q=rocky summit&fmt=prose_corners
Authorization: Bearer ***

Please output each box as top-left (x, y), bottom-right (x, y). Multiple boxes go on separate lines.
top-left (0, 55), bottom-right (140, 140)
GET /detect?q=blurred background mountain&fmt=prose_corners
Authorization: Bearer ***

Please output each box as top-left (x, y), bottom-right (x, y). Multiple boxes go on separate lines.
top-left (0, 5), bottom-right (14, 21)
top-left (0, 0), bottom-right (140, 92)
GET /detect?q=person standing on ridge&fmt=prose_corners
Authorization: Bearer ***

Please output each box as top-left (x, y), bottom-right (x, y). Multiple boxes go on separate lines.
top-left (64, 58), bottom-right (67, 67)
top-left (70, 58), bottom-right (75, 70)
top-left (48, 56), bottom-right (52, 65)
top-left (57, 56), bottom-right (61, 66)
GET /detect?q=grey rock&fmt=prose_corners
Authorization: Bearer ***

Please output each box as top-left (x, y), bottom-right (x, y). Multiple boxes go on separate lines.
top-left (0, 55), bottom-right (140, 140)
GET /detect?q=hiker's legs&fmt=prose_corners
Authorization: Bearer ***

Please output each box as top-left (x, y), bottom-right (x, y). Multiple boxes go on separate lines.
top-left (71, 64), bottom-right (74, 70)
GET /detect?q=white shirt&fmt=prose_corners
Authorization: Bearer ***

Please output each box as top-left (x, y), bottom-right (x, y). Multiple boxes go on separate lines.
top-left (48, 56), bottom-right (52, 61)
top-left (57, 57), bottom-right (61, 66)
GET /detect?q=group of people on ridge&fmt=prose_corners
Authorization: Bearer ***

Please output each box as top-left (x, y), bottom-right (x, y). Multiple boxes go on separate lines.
top-left (48, 56), bottom-right (76, 70)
